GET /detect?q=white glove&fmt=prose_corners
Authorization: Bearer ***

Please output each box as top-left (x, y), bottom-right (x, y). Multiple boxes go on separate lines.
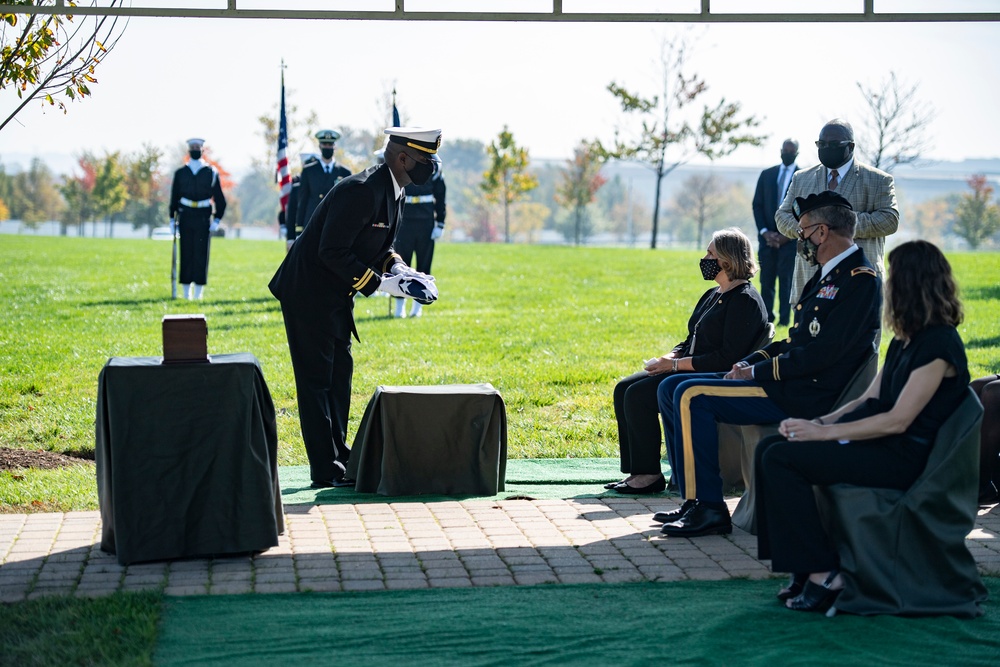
top-left (430, 225), bottom-right (444, 241)
top-left (378, 273), bottom-right (438, 304)
top-left (169, 219), bottom-right (176, 234)
top-left (210, 219), bottom-right (221, 233)
top-left (390, 263), bottom-right (436, 282)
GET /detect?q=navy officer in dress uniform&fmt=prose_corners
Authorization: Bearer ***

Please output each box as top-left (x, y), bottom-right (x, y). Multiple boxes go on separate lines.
top-left (283, 152), bottom-right (318, 251)
top-left (652, 191), bottom-right (882, 537)
top-left (269, 127), bottom-right (441, 488)
top-left (392, 156), bottom-right (447, 318)
top-left (295, 129), bottom-right (352, 235)
top-left (169, 137), bottom-right (226, 300)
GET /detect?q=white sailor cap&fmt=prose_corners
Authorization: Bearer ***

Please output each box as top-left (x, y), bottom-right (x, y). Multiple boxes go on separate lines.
top-left (384, 127), bottom-right (442, 155)
top-left (186, 138), bottom-right (206, 148)
top-left (315, 129), bottom-right (341, 143)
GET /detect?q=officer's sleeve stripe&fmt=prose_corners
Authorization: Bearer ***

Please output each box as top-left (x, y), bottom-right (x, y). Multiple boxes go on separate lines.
top-left (353, 269), bottom-right (376, 291)
top-left (772, 357), bottom-right (781, 381)
top-left (382, 254), bottom-right (403, 273)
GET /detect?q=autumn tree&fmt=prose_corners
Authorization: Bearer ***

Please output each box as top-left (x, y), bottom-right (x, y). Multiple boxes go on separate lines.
top-left (122, 144), bottom-right (165, 234)
top-left (856, 71), bottom-right (936, 173)
top-left (597, 35), bottom-right (765, 249)
top-left (555, 141), bottom-right (607, 246)
top-left (481, 126), bottom-right (538, 243)
top-left (669, 173), bottom-right (751, 247)
top-left (1, 1), bottom-right (127, 132)
top-left (91, 151), bottom-right (128, 237)
top-left (7, 157), bottom-right (63, 227)
top-left (952, 174), bottom-right (1000, 249)
top-left (60, 152), bottom-right (99, 234)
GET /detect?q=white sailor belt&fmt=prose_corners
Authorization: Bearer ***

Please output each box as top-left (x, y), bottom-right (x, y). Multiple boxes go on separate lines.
top-left (179, 197), bottom-right (212, 208)
top-left (405, 195), bottom-right (435, 204)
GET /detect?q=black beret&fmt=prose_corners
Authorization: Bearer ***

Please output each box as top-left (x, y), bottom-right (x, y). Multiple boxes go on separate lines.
top-left (792, 190), bottom-right (854, 221)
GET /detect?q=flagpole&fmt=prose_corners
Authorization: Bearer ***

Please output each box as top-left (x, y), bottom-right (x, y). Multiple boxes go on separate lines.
top-left (276, 60), bottom-right (292, 215)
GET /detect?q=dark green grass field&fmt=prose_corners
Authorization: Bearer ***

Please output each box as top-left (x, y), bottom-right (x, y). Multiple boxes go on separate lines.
top-left (1, 235), bottom-right (998, 511)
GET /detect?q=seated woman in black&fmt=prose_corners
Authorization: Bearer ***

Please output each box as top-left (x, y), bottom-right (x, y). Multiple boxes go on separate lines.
top-left (755, 239), bottom-right (969, 612)
top-left (608, 227), bottom-right (768, 494)
top-left (971, 374), bottom-right (1000, 505)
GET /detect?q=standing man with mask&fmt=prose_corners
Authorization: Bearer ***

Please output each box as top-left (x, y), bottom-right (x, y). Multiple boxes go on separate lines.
top-left (753, 139), bottom-right (799, 328)
top-left (296, 129), bottom-right (352, 234)
top-left (169, 138), bottom-right (226, 300)
top-left (392, 156), bottom-right (447, 318)
top-left (775, 120), bottom-right (898, 306)
top-left (269, 128), bottom-right (441, 489)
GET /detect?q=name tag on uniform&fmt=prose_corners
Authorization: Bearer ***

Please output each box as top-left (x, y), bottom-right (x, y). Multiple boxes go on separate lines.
top-left (817, 284), bottom-right (839, 299)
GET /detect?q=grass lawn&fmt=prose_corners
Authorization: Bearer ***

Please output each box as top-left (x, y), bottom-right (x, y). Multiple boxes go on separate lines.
top-left (1, 235), bottom-right (998, 512)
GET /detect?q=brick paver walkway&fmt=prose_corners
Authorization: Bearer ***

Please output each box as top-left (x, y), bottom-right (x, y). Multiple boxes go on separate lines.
top-left (2, 497), bottom-right (998, 602)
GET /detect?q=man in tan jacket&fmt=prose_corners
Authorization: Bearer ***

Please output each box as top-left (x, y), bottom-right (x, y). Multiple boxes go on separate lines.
top-left (775, 119), bottom-right (898, 303)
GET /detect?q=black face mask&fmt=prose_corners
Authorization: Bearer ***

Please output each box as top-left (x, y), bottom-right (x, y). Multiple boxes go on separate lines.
top-left (818, 144), bottom-right (852, 170)
top-left (407, 158), bottom-right (435, 186)
top-left (700, 258), bottom-right (722, 281)
top-left (320, 147), bottom-right (335, 160)
top-left (188, 149), bottom-right (202, 160)
top-left (780, 152), bottom-right (797, 167)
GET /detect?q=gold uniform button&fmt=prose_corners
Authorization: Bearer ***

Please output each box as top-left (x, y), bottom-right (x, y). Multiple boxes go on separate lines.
top-left (796, 305), bottom-right (802, 310)
top-left (814, 306), bottom-right (819, 311)
top-left (785, 337), bottom-right (792, 343)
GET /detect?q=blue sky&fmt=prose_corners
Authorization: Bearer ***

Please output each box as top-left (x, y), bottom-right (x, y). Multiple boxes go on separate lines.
top-left (2, 11), bottom-right (999, 176)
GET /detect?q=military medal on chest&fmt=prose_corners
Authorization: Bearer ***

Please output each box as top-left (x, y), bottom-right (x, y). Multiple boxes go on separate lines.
top-left (809, 317), bottom-right (821, 337)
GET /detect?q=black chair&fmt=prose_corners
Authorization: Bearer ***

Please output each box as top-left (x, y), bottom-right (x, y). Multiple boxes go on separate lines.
top-left (729, 350), bottom-right (879, 533)
top-left (817, 388), bottom-right (988, 617)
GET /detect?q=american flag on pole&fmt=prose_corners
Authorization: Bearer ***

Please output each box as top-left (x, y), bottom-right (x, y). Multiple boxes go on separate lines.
top-left (392, 88), bottom-right (400, 127)
top-left (276, 69), bottom-right (292, 212)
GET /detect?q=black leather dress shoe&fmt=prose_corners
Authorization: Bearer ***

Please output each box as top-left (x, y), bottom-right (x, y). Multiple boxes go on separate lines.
top-left (777, 573), bottom-right (807, 601)
top-left (613, 475), bottom-right (666, 495)
top-left (659, 502), bottom-right (732, 537)
top-left (310, 479), bottom-right (337, 489)
top-left (653, 499), bottom-right (695, 524)
top-left (331, 477), bottom-right (355, 488)
top-left (604, 478), bottom-right (629, 490)
top-left (785, 571), bottom-right (843, 612)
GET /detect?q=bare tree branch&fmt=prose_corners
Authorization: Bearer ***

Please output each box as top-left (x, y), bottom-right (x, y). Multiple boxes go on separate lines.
top-left (856, 71), bottom-right (937, 172)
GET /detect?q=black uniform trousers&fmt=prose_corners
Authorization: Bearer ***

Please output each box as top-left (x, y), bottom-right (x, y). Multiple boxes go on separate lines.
top-left (394, 218), bottom-right (436, 274)
top-left (754, 434), bottom-right (929, 574)
top-left (178, 206), bottom-right (212, 285)
top-left (613, 371), bottom-right (670, 475)
top-left (280, 301), bottom-right (353, 483)
top-left (757, 241), bottom-right (796, 325)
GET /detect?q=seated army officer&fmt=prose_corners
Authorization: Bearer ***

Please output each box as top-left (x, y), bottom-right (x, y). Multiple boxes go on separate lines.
top-left (653, 191), bottom-right (882, 538)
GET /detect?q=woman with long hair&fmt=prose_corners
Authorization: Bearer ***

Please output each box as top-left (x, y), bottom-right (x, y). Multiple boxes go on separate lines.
top-left (754, 240), bottom-right (970, 612)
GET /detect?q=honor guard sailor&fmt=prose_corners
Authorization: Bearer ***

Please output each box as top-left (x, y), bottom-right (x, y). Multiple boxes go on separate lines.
top-left (393, 153), bottom-right (446, 318)
top-left (169, 138), bottom-right (226, 300)
top-left (269, 127), bottom-right (442, 489)
top-left (295, 129), bottom-right (352, 235)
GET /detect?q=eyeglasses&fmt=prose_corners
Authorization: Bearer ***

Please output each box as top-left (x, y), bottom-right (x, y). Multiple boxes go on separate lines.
top-left (815, 140), bottom-right (851, 149)
top-left (796, 223), bottom-right (825, 241)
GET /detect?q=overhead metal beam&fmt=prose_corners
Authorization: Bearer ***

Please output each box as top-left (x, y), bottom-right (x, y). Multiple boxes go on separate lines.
top-left (1, 1), bottom-right (999, 23)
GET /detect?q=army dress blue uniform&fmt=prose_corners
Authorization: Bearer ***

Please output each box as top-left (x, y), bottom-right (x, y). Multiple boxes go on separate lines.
top-left (657, 246), bottom-right (882, 505)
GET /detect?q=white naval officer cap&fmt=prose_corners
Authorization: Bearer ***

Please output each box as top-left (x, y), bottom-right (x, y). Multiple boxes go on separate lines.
top-left (315, 129), bottom-right (341, 143)
top-left (186, 138), bottom-right (206, 148)
top-left (384, 127), bottom-right (442, 156)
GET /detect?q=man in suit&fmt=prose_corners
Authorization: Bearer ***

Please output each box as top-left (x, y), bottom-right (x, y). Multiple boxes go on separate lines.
top-left (753, 139), bottom-right (799, 327)
top-left (169, 137), bottom-right (226, 300)
top-left (654, 192), bottom-right (882, 537)
top-left (269, 128), bottom-right (441, 488)
top-left (392, 157), bottom-right (447, 318)
top-left (283, 153), bottom-right (316, 251)
top-left (775, 119), bottom-right (898, 304)
top-left (295, 129), bottom-right (352, 234)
